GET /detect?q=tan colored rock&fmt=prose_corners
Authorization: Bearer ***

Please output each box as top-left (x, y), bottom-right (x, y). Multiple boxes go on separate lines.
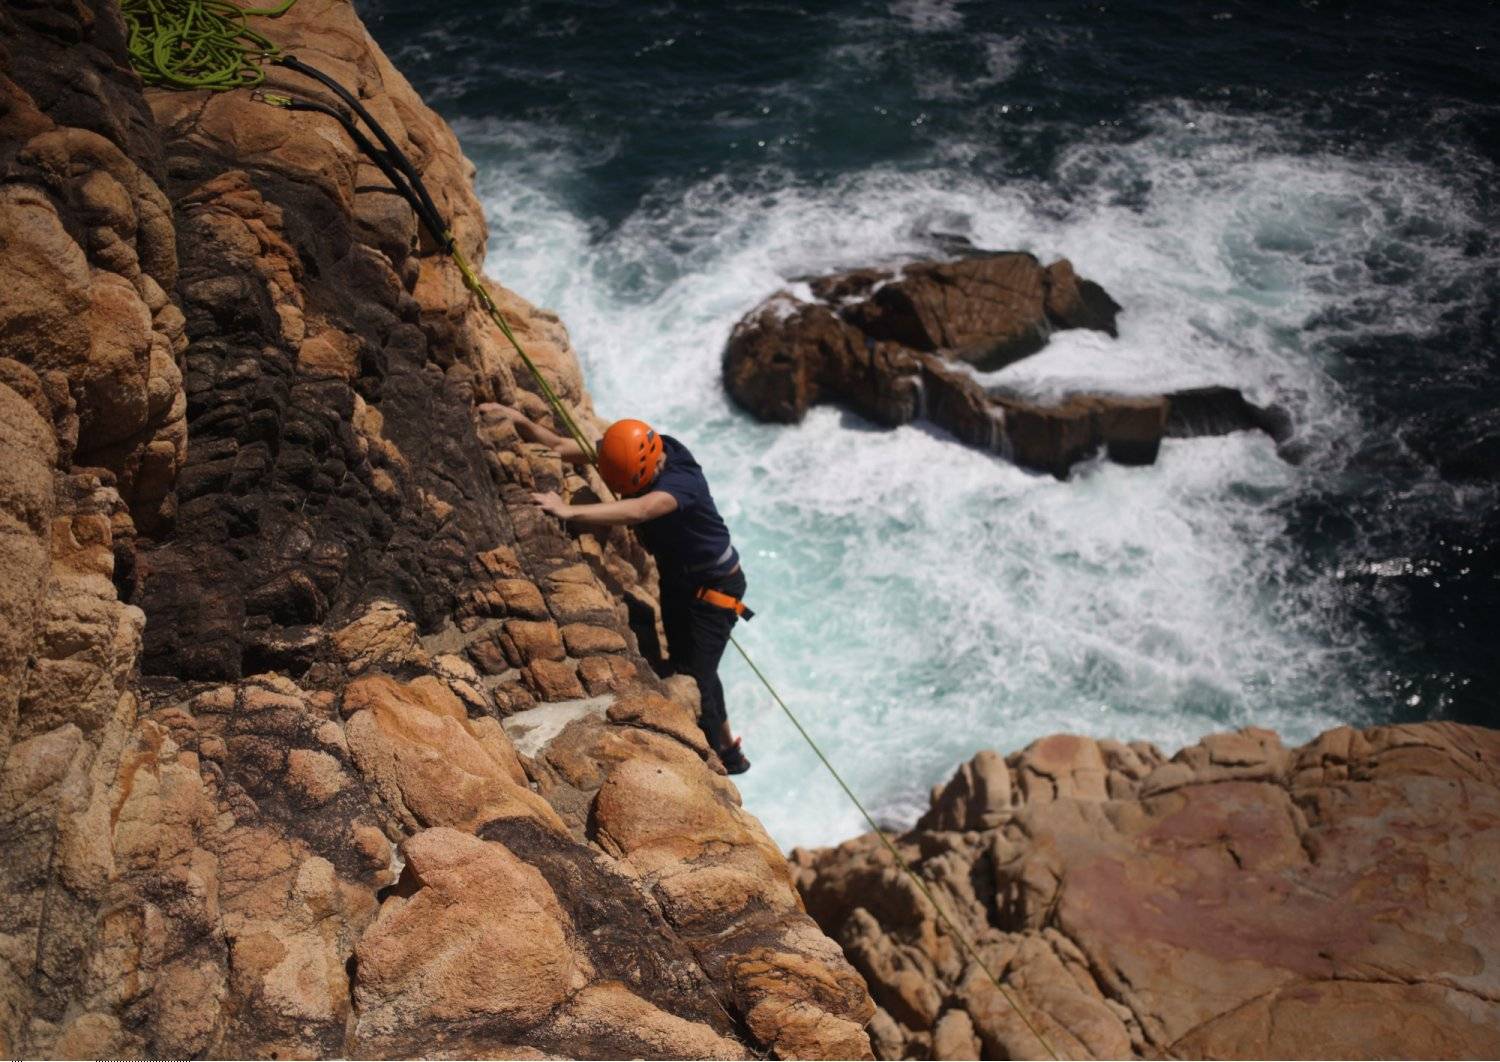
top-left (547, 582), bottom-right (617, 623)
top-left (1013, 733), bottom-right (1109, 803)
top-left (343, 674), bottom-right (564, 834)
top-left (353, 828), bottom-right (582, 1048)
top-left (919, 748), bottom-right (1011, 832)
top-left (0, 385), bottom-right (57, 756)
top-left (732, 927), bottom-right (878, 1061)
top-left (0, 185), bottom-right (92, 371)
top-left (526, 658), bottom-right (586, 701)
top-left (578, 654), bottom-right (640, 695)
top-left (800, 724), bottom-right (1500, 1059)
top-left (594, 757), bottom-right (874, 1058)
top-left (535, 981), bottom-right (744, 1060)
top-left (0, 2), bottom-right (881, 1058)
top-left (932, 1008), bottom-right (981, 1060)
top-left (331, 600), bottom-right (431, 673)
top-left (297, 326), bottom-right (360, 379)
top-left (608, 690), bottom-right (711, 756)
top-left (1171, 979), bottom-right (1500, 1059)
top-left (496, 577), bottom-right (550, 618)
top-left (561, 622), bottom-right (628, 655)
top-left (502, 618), bottom-right (565, 664)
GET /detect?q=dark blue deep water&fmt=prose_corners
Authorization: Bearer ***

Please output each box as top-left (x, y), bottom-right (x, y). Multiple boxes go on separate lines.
top-left (357, 0), bottom-right (1498, 845)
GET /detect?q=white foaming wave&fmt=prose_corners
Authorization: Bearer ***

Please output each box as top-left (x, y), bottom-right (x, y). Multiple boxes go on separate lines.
top-left (889, 0), bottom-right (963, 32)
top-left (467, 104), bottom-right (1488, 848)
top-left (980, 34), bottom-right (1025, 83)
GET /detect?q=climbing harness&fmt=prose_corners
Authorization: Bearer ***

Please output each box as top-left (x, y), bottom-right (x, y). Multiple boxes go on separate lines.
top-left (123, 9), bottom-right (1062, 1057)
top-left (695, 586), bottom-right (755, 620)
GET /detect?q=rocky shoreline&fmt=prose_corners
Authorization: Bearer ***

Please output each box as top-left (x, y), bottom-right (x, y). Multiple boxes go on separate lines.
top-left (2, 1), bottom-right (1496, 1060)
top-left (796, 723), bottom-right (1500, 1060)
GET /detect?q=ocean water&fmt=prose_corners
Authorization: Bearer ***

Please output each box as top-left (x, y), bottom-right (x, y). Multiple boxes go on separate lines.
top-left (357, 0), bottom-right (1500, 848)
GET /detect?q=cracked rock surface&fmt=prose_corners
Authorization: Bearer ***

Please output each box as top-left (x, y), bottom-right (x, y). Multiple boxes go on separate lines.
top-left (795, 723), bottom-right (1500, 1059)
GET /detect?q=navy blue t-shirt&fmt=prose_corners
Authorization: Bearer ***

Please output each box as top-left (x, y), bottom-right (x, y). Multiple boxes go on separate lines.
top-left (631, 435), bottom-right (738, 582)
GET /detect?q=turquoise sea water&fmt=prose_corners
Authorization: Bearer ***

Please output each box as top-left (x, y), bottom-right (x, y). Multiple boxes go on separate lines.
top-left (358, 0), bottom-right (1499, 847)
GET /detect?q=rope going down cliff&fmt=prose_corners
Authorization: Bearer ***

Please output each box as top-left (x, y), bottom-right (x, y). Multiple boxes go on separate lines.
top-left (117, 3), bottom-right (1062, 1055)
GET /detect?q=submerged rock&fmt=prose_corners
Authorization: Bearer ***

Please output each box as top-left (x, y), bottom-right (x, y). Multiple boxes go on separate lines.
top-left (795, 722), bottom-right (1500, 1060)
top-left (725, 254), bottom-right (1292, 478)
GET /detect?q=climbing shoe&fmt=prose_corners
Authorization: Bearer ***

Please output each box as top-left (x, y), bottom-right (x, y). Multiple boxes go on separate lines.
top-left (717, 736), bottom-right (751, 775)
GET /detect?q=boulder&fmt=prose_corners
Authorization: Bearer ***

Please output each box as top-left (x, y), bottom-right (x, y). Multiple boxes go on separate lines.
top-left (352, 828), bottom-right (582, 1046)
top-left (726, 256), bottom-right (1292, 477)
top-left (724, 253), bottom-right (1109, 427)
top-left (1166, 385), bottom-right (1293, 443)
top-left (842, 254), bottom-right (1055, 370)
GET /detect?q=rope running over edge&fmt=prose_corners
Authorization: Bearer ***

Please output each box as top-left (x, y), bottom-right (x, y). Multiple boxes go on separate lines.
top-left (121, 14), bottom-right (1065, 1053)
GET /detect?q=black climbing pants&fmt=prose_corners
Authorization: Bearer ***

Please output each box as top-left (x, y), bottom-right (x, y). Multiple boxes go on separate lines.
top-left (659, 567), bottom-right (746, 744)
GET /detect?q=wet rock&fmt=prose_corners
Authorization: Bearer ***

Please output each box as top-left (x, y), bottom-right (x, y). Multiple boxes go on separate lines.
top-left (1166, 385), bottom-right (1293, 443)
top-left (1002, 393), bottom-right (1169, 478)
top-left (1043, 259), bottom-right (1122, 336)
top-left (841, 255), bottom-right (1057, 370)
top-left (726, 257), bottom-right (1292, 477)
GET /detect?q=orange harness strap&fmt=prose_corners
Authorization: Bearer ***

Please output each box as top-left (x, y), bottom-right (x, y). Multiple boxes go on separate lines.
top-left (695, 586), bottom-right (755, 620)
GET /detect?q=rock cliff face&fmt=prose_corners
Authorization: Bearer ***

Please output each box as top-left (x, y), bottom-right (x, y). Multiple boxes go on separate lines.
top-left (723, 255), bottom-right (1293, 478)
top-left (0, 1), bottom-right (872, 1057)
top-left (795, 723), bottom-right (1500, 1060)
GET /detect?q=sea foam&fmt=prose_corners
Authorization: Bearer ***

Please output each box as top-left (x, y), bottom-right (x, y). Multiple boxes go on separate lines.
top-left (471, 99), bottom-right (1485, 848)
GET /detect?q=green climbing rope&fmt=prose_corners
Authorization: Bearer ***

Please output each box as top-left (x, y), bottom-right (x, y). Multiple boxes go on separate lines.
top-left (121, 0), bottom-right (298, 90)
top-left (449, 245), bottom-right (601, 467)
top-left (729, 639), bottom-right (1063, 1060)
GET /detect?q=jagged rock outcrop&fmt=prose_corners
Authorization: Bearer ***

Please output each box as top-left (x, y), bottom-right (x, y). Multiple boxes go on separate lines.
top-left (724, 256), bottom-right (1292, 478)
top-left (795, 723), bottom-right (1500, 1060)
top-left (0, 1), bottom-right (872, 1057)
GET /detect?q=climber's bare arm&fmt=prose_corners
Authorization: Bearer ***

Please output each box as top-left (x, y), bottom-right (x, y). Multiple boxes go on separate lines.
top-left (478, 402), bottom-right (590, 466)
top-left (531, 491), bottom-right (677, 527)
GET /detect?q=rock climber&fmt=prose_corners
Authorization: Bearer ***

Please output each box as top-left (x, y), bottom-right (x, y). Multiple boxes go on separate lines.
top-left (479, 402), bottom-right (753, 774)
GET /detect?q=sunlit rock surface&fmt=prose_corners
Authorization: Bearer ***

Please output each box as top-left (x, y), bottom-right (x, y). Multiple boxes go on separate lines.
top-left (796, 723), bottom-right (1500, 1060)
top-left (0, 1), bottom-right (871, 1056)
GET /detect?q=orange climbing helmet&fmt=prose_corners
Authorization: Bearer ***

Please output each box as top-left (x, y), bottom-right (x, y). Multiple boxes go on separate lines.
top-left (598, 418), bottom-right (664, 496)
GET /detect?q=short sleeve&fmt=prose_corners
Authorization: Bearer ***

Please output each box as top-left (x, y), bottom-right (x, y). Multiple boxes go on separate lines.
top-left (655, 467), bottom-right (700, 511)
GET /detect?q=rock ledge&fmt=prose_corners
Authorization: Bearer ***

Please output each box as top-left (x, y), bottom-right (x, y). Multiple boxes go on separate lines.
top-left (795, 722), bottom-right (1500, 1060)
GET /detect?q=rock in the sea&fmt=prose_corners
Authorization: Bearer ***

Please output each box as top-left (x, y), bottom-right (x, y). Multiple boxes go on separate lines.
top-left (725, 255), bottom-right (1291, 478)
top-left (796, 722), bottom-right (1500, 1060)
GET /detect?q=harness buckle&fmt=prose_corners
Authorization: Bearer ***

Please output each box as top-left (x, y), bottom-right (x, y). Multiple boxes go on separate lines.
top-left (695, 586), bottom-right (754, 620)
